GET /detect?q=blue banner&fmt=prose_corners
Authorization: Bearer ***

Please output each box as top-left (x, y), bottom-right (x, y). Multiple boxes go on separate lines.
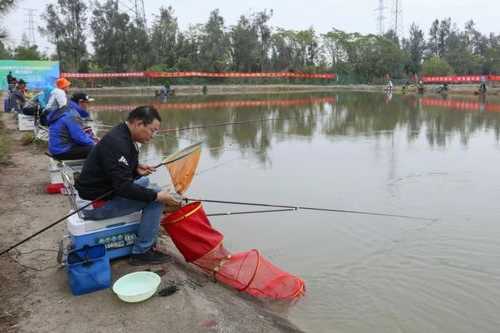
top-left (0, 60), bottom-right (60, 90)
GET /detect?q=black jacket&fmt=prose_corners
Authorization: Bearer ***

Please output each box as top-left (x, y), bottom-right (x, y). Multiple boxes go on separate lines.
top-left (75, 122), bottom-right (157, 202)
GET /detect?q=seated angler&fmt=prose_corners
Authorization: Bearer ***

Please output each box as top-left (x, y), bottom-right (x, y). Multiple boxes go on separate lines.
top-left (39, 77), bottom-right (72, 126)
top-left (75, 106), bottom-right (181, 266)
top-left (47, 94), bottom-right (96, 160)
top-left (46, 77), bottom-right (71, 112)
top-left (69, 92), bottom-right (93, 119)
top-left (7, 79), bottom-right (27, 112)
top-left (69, 92), bottom-right (98, 142)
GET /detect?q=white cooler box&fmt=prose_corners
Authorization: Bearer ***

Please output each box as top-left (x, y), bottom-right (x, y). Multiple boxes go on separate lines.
top-left (48, 158), bottom-right (84, 185)
top-left (66, 211), bottom-right (141, 260)
top-left (17, 113), bottom-right (35, 131)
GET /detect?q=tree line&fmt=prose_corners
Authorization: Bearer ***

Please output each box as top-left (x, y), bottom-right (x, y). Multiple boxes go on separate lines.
top-left (1, 0), bottom-right (500, 83)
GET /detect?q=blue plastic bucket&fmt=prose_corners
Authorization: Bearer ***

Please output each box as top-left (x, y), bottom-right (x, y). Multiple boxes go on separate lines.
top-left (67, 244), bottom-right (111, 296)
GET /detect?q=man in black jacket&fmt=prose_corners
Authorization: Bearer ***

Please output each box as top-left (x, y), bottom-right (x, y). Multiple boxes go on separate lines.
top-left (75, 105), bottom-right (180, 265)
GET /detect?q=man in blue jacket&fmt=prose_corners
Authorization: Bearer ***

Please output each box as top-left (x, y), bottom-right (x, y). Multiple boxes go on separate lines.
top-left (69, 92), bottom-right (93, 118)
top-left (47, 96), bottom-right (95, 160)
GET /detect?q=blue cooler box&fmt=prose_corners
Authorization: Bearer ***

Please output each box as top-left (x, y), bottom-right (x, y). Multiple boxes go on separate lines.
top-left (66, 211), bottom-right (141, 260)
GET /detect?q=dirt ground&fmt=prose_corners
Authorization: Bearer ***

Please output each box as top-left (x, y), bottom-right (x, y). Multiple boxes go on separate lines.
top-left (0, 112), bottom-right (303, 333)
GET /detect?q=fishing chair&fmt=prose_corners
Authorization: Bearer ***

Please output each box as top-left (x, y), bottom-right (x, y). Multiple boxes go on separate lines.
top-left (34, 125), bottom-right (49, 142)
top-left (61, 165), bottom-right (85, 219)
top-left (60, 162), bottom-right (141, 222)
top-left (33, 106), bottom-right (49, 141)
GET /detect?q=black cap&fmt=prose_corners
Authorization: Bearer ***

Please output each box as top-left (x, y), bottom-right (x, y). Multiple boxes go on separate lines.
top-left (18, 79), bottom-right (27, 85)
top-left (71, 92), bottom-right (95, 103)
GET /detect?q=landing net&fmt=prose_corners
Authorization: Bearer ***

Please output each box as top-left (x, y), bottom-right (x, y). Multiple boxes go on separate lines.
top-left (163, 142), bottom-right (202, 194)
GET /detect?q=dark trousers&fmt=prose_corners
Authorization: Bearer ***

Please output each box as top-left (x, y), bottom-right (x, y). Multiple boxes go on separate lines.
top-left (53, 145), bottom-right (93, 160)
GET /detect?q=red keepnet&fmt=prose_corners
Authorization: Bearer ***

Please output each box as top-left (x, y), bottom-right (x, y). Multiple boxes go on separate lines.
top-left (161, 202), bottom-right (305, 300)
top-left (161, 202), bottom-right (223, 263)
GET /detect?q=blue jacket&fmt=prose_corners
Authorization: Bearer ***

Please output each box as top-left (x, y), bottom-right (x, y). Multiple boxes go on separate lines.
top-left (47, 106), bottom-right (94, 155)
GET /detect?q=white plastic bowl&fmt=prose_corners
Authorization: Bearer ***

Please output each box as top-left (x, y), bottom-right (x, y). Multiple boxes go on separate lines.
top-left (113, 271), bottom-right (161, 303)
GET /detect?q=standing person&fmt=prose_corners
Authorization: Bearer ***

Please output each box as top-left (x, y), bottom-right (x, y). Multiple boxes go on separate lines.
top-left (384, 74), bottom-right (393, 93)
top-left (6, 71), bottom-right (13, 83)
top-left (46, 77), bottom-right (71, 112)
top-left (158, 84), bottom-right (168, 103)
top-left (75, 105), bottom-right (180, 265)
top-left (417, 79), bottom-right (425, 94)
top-left (6, 71), bottom-right (15, 91)
top-left (479, 75), bottom-right (487, 94)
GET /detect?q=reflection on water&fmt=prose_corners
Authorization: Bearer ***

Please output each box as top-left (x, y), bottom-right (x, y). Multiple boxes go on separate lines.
top-left (91, 92), bottom-right (500, 161)
top-left (90, 96), bottom-right (336, 111)
top-left (90, 92), bottom-right (500, 333)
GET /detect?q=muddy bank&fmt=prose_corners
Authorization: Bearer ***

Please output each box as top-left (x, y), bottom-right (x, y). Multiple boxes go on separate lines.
top-left (0, 112), bottom-right (303, 333)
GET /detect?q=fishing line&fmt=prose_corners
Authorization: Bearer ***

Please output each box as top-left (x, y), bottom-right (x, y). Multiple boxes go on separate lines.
top-left (159, 116), bottom-right (285, 133)
top-left (195, 156), bottom-right (245, 176)
top-left (186, 198), bottom-right (438, 222)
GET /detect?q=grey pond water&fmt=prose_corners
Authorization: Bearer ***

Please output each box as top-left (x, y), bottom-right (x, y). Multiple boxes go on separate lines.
top-left (90, 92), bottom-right (500, 333)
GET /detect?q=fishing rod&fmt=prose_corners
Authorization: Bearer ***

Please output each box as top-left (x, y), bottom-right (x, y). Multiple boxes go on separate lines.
top-left (186, 198), bottom-right (437, 222)
top-left (152, 141), bottom-right (203, 169)
top-left (207, 208), bottom-right (296, 217)
top-left (0, 190), bottom-right (112, 257)
top-left (159, 117), bottom-right (283, 133)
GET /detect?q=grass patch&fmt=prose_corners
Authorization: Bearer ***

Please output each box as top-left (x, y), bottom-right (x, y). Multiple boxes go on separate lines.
top-left (21, 132), bottom-right (34, 145)
top-left (0, 119), bottom-right (10, 164)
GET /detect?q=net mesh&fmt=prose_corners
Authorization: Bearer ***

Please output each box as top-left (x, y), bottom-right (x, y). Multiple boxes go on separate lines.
top-left (161, 202), bottom-right (305, 300)
top-left (163, 142), bottom-right (201, 194)
top-left (215, 250), bottom-right (305, 300)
